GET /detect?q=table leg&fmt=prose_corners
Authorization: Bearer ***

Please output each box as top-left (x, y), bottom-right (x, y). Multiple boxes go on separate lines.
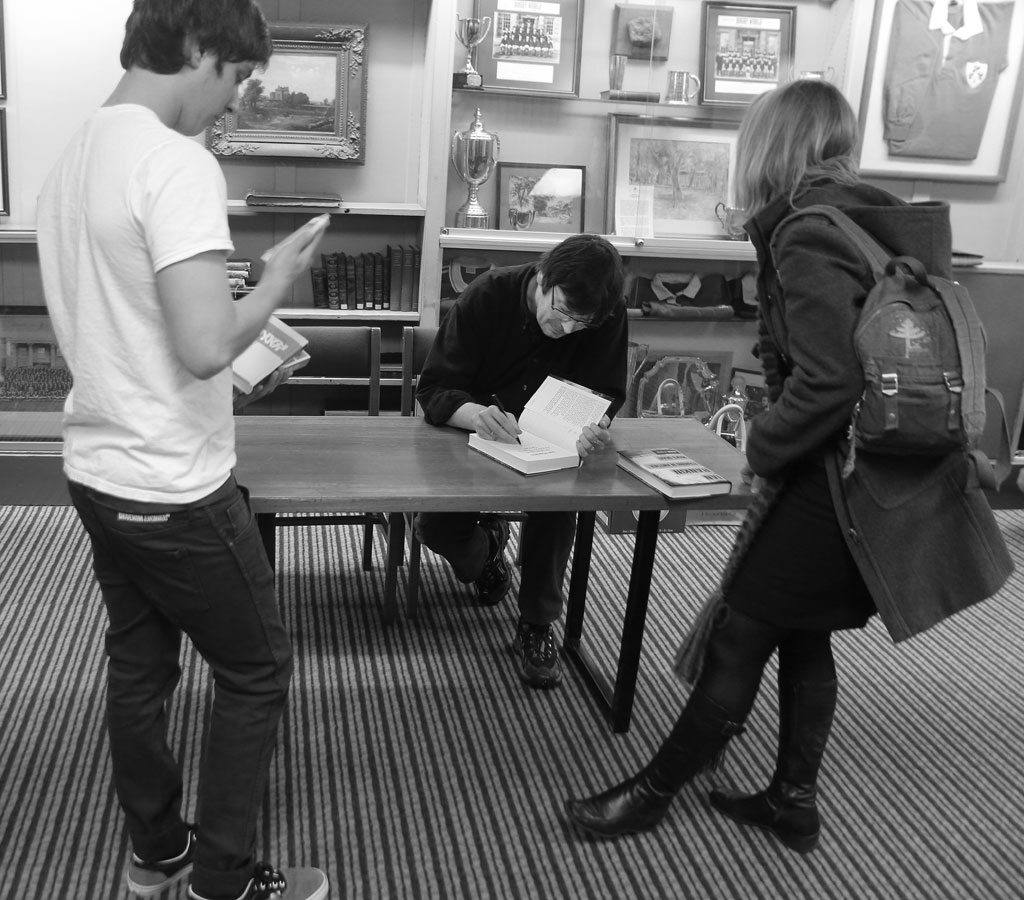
top-left (610, 508), bottom-right (661, 732)
top-left (257, 512), bottom-right (276, 571)
top-left (381, 512), bottom-right (406, 625)
top-left (564, 508), bottom-right (660, 733)
top-left (564, 510), bottom-right (596, 645)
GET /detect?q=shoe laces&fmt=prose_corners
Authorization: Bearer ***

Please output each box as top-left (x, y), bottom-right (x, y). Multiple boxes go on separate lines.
top-left (521, 623), bottom-right (557, 662)
top-left (251, 863), bottom-right (286, 898)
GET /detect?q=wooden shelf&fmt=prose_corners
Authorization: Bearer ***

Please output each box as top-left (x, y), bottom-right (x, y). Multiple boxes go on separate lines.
top-left (439, 227), bottom-right (758, 262)
top-left (275, 307), bottom-right (420, 322)
top-left (228, 201), bottom-right (426, 218)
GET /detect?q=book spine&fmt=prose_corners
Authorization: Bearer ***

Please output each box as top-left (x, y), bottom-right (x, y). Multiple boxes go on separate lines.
top-left (388, 244), bottom-right (403, 310)
top-left (411, 246), bottom-right (421, 312)
top-left (372, 252), bottom-right (385, 310)
top-left (353, 254), bottom-right (365, 311)
top-left (344, 254), bottom-right (357, 310)
top-left (323, 252), bottom-right (341, 310)
top-left (310, 266), bottom-right (329, 309)
top-left (400, 246), bottom-right (415, 311)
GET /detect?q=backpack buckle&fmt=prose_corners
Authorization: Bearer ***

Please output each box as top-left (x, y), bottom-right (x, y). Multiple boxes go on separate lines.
top-left (945, 371), bottom-right (963, 431)
top-left (881, 372), bottom-right (899, 429)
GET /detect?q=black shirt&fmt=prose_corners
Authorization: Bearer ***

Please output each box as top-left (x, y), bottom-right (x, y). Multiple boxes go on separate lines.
top-left (416, 262), bottom-right (628, 424)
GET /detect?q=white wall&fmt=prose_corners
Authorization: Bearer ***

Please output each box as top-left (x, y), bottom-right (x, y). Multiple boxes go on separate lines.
top-left (4, 0), bottom-right (132, 229)
top-left (3, 0), bottom-right (1024, 261)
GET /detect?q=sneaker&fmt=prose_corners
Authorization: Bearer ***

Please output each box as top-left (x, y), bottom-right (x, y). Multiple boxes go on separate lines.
top-left (189, 863), bottom-right (329, 900)
top-left (126, 825), bottom-right (197, 896)
top-left (512, 618), bottom-right (563, 689)
top-left (475, 514), bottom-right (511, 606)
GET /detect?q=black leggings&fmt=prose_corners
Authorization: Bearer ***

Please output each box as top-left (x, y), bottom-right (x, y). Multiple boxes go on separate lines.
top-left (696, 605), bottom-right (836, 721)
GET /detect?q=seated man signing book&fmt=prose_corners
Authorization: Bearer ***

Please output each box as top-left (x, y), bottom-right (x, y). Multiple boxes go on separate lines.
top-left (415, 233), bottom-right (627, 689)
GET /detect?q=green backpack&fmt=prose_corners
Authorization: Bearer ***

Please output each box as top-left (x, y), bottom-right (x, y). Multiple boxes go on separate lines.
top-left (772, 204), bottom-right (1009, 489)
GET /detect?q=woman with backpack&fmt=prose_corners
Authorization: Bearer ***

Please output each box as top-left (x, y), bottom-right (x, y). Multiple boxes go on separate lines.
top-left (564, 78), bottom-right (1012, 854)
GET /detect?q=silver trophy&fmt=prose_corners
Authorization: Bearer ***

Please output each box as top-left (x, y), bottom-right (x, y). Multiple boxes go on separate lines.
top-left (451, 108), bottom-right (499, 228)
top-left (453, 15), bottom-right (492, 89)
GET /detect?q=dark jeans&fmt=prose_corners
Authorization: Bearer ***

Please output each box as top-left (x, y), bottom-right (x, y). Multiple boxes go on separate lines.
top-left (68, 476), bottom-right (293, 900)
top-left (414, 510), bottom-right (576, 626)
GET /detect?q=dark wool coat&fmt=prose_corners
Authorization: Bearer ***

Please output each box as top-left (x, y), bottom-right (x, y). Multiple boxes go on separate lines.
top-left (745, 180), bottom-right (1012, 642)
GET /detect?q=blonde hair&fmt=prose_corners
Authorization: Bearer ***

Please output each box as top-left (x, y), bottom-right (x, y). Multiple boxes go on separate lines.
top-left (734, 80), bottom-right (860, 219)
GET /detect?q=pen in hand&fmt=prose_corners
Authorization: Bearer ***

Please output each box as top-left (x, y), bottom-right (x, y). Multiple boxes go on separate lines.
top-left (490, 394), bottom-right (522, 444)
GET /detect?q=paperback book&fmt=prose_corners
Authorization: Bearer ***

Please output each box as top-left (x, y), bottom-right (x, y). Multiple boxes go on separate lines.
top-left (231, 315), bottom-right (309, 394)
top-left (617, 447), bottom-right (732, 499)
top-left (468, 376), bottom-right (613, 475)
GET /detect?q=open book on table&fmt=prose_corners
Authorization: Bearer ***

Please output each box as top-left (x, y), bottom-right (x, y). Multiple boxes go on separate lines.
top-left (231, 315), bottom-right (310, 394)
top-left (468, 376), bottom-right (613, 475)
top-left (617, 447), bottom-right (732, 499)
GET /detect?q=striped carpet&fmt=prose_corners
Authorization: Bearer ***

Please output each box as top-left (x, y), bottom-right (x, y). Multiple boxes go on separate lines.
top-left (2, 505), bottom-right (1023, 900)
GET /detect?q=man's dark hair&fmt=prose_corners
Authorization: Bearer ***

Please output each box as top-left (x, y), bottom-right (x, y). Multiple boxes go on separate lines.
top-left (120, 0), bottom-right (272, 74)
top-left (537, 233), bottom-right (625, 325)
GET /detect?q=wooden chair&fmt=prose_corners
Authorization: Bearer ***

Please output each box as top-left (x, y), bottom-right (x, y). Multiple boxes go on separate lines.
top-left (394, 326), bottom-right (525, 619)
top-left (250, 325), bottom-right (387, 600)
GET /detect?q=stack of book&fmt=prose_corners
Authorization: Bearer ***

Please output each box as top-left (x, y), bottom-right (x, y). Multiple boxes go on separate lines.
top-left (227, 259), bottom-right (254, 299)
top-left (311, 244), bottom-right (421, 312)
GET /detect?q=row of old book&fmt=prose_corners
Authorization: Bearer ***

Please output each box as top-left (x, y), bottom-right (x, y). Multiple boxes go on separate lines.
top-left (312, 245), bottom-right (421, 312)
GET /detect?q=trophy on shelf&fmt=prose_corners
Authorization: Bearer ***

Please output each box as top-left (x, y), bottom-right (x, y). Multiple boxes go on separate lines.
top-left (453, 15), bottom-right (491, 89)
top-left (451, 108), bottom-right (500, 229)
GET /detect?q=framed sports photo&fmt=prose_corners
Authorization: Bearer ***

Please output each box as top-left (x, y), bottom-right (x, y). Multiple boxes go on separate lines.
top-left (473, 0), bottom-right (583, 97)
top-left (496, 163), bottom-right (585, 233)
top-left (699, 2), bottom-right (796, 107)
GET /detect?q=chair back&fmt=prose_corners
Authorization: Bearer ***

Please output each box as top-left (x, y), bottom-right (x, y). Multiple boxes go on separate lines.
top-left (400, 326), bottom-right (439, 416)
top-left (277, 324), bottom-right (381, 415)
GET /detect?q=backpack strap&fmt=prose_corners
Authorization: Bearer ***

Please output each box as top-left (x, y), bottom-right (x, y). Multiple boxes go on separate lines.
top-left (770, 203), bottom-right (892, 281)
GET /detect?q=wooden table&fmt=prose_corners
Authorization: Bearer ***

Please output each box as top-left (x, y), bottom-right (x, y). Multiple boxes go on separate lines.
top-left (233, 416), bottom-right (749, 732)
top-left (0, 415), bottom-right (749, 732)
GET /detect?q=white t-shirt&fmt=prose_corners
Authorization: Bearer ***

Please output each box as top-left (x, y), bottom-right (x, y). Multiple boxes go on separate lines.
top-left (37, 104), bottom-right (236, 503)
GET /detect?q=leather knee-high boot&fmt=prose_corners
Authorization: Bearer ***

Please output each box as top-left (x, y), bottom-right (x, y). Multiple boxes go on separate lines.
top-left (565, 689), bottom-right (745, 838)
top-left (710, 677), bottom-right (838, 854)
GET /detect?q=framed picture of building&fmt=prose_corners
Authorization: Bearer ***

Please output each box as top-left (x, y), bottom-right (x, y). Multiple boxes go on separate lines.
top-left (206, 22), bottom-right (368, 162)
top-left (496, 163), bottom-right (586, 232)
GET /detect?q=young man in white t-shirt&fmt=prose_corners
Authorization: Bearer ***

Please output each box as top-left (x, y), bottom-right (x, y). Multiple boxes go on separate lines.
top-left (36, 2), bottom-right (329, 899)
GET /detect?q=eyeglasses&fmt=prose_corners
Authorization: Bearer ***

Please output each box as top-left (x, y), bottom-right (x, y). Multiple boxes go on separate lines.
top-left (550, 290), bottom-right (602, 330)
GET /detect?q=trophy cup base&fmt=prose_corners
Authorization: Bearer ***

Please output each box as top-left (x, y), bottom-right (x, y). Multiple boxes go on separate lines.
top-left (453, 72), bottom-right (484, 90)
top-left (455, 210), bottom-right (490, 229)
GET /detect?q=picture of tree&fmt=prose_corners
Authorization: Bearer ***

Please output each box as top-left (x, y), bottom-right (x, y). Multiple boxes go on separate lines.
top-left (235, 52), bottom-right (337, 133)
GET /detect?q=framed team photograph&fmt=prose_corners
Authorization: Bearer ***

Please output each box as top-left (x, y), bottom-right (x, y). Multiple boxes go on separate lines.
top-left (496, 163), bottom-right (586, 233)
top-left (699, 2), bottom-right (796, 107)
top-left (608, 114), bottom-right (738, 238)
top-left (206, 22), bottom-right (368, 162)
top-left (473, 0), bottom-right (583, 97)
top-left (857, 0), bottom-right (1024, 182)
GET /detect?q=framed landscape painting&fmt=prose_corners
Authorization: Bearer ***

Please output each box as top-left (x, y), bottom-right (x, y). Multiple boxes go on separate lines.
top-left (608, 114), bottom-right (737, 238)
top-left (206, 22), bottom-right (368, 162)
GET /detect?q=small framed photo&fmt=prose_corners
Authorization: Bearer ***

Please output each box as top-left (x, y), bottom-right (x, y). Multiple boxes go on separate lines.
top-left (496, 163), bottom-right (585, 233)
top-left (474, 0), bottom-right (583, 97)
top-left (636, 351), bottom-right (733, 423)
top-left (608, 114), bottom-right (738, 238)
top-left (699, 2), bottom-right (796, 107)
top-left (727, 366), bottom-right (769, 420)
top-left (857, 0), bottom-right (1024, 183)
top-left (206, 22), bottom-right (368, 162)
top-left (611, 4), bottom-right (674, 61)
